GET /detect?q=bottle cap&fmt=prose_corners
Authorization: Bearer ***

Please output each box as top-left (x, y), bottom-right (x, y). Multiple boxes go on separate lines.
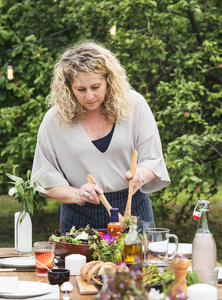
top-left (110, 208), bottom-right (119, 222)
top-left (192, 200), bottom-right (209, 220)
top-left (110, 208), bottom-right (119, 214)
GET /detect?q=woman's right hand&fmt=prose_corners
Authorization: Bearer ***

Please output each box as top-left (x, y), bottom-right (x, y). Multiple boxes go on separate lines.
top-left (45, 184), bottom-right (103, 205)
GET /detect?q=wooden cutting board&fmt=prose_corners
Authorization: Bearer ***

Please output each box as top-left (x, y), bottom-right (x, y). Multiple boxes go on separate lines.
top-left (76, 276), bottom-right (99, 295)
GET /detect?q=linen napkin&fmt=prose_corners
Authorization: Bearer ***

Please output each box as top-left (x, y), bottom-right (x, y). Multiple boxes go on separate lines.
top-left (0, 276), bottom-right (18, 294)
top-left (0, 281), bottom-right (59, 300)
top-left (25, 284), bottom-right (60, 300)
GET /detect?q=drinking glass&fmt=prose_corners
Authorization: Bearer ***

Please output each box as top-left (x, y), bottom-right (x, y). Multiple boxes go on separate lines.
top-left (34, 241), bottom-right (55, 276)
top-left (193, 268), bottom-right (218, 287)
top-left (137, 221), bottom-right (154, 236)
top-left (137, 221), bottom-right (154, 264)
top-left (144, 228), bottom-right (178, 266)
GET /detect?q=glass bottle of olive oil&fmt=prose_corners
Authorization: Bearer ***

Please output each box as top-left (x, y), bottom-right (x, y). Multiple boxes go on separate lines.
top-left (124, 216), bottom-right (142, 271)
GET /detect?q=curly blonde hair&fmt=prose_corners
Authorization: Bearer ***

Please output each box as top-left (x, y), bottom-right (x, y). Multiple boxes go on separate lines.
top-left (49, 41), bottom-right (133, 128)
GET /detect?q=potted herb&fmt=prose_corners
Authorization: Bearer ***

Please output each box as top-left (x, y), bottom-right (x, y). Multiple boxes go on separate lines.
top-left (89, 233), bottom-right (125, 264)
top-left (6, 165), bottom-right (47, 253)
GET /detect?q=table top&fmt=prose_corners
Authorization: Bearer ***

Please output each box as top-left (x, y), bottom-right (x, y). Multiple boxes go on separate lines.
top-left (1, 248), bottom-right (222, 300)
top-left (0, 248), bottom-right (97, 300)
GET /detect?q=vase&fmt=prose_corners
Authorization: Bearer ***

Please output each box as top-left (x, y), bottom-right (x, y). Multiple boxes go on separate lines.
top-left (98, 253), bottom-right (112, 263)
top-left (98, 253), bottom-right (122, 265)
top-left (14, 211), bottom-right (32, 253)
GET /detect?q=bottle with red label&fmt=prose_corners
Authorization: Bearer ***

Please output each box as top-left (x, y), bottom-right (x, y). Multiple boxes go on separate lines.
top-left (192, 200), bottom-right (217, 272)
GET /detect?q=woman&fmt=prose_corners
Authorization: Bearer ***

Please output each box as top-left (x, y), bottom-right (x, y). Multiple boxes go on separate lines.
top-left (32, 41), bottom-right (170, 232)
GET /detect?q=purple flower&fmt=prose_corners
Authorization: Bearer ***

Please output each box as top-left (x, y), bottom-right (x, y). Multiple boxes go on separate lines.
top-left (119, 283), bottom-right (124, 289)
top-left (103, 234), bottom-right (116, 243)
top-left (116, 293), bottom-right (121, 298)
top-left (131, 271), bottom-right (136, 277)
top-left (135, 269), bottom-right (141, 276)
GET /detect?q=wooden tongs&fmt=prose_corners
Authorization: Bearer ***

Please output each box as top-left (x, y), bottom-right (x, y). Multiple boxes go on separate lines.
top-left (87, 174), bottom-right (126, 230)
top-left (87, 150), bottom-right (138, 231)
top-left (124, 150), bottom-right (138, 217)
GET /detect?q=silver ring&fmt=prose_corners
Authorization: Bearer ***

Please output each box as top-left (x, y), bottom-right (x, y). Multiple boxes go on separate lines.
top-left (84, 191), bottom-right (88, 197)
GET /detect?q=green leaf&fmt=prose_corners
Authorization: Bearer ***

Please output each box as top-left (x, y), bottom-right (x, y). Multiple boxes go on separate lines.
top-left (0, 30), bottom-right (10, 40)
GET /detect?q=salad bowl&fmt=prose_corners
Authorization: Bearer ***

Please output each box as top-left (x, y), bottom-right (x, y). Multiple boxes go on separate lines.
top-left (49, 238), bottom-right (95, 261)
top-left (49, 226), bottom-right (107, 260)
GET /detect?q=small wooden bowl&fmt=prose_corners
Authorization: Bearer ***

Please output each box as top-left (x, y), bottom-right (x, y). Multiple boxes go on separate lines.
top-left (49, 237), bottom-right (94, 261)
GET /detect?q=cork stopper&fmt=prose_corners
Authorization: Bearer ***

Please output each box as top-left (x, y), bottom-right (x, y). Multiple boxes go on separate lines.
top-left (130, 216), bottom-right (138, 225)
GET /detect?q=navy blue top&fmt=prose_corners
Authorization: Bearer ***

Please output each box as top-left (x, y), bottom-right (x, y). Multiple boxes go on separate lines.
top-left (92, 124), bottom-right (115, 153)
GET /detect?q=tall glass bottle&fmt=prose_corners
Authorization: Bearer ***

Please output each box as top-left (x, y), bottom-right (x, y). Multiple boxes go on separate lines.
top-left (124, 216), bottom-right (142, 271)
top-left (192, 200), bottom-right (217, 272)
top-left (108, 208), bottom-right (122, 239)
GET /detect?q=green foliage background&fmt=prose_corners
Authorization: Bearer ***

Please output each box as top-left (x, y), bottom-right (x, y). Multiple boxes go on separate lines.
top-left (0, 0), bottom-right (221, 222)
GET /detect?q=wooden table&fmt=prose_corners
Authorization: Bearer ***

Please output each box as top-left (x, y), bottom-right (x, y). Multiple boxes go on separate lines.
top-left (1, 248), bottom-right (222, 299)
top-left (0, 248), bottom-right (97, 300)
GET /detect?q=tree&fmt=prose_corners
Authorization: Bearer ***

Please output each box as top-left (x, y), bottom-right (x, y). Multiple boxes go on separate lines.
top-left (0, 0), bottom-right (221, 221)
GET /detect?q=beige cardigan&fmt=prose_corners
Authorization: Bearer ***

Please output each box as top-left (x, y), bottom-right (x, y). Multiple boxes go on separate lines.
top-left (32, 90), bottom-right (170, 193)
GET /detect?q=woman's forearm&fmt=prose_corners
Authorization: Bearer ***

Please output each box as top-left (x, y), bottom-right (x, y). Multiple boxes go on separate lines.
top-left (138, 166), bottom-right (157, 185)
top-left (46, 185), bottom-right (79, 204)
top-left (46, 183), bottom-right (102, 205)
top-left (125, 166), bottom-right (157, 195)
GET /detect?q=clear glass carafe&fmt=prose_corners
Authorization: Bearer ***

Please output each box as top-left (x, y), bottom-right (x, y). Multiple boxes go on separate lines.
top-left (192, 200), bottom-right (217, 272)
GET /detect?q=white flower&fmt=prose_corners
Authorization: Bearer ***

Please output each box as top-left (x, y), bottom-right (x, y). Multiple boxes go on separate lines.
top-left (6, 173), bottom-right (24, 184)
top-left (34, 186), bottom-right (47, 194)
top-left (8, 187), bottom-right (17, 196)
top-left (148, 288), bottom-right (168, 300)
top-left (6, 165), bottom-right (47, 217)
top-left (30, 166), bottom-right (45, 184)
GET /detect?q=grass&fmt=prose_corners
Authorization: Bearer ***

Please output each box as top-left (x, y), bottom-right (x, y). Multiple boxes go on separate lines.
top-left (0, 195), bottom-right (60, 248)
top-left (0, 188), bottom-right (221, 264)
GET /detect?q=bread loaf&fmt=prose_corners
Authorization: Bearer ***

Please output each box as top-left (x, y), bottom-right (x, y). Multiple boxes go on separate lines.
top-left (98, 262), bottom-right (116, 275)
top-left (86, 261), bottom-right (104, 283)
top-left (80, 261), bottom-right (117, 283)
top-left (80, 261), bottom-right (101, 282)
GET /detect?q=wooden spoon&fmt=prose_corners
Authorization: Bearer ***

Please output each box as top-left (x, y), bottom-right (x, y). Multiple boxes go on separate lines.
top-left (87, 174), bottom-right (126, 231)
top-left (124, 150), bottom-right (138, 217)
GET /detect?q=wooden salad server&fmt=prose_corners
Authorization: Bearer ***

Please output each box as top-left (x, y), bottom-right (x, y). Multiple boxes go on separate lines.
top-left (124, 150), bottom-right (138, 217)
top-left (86, 174), bottom-right (126, 231)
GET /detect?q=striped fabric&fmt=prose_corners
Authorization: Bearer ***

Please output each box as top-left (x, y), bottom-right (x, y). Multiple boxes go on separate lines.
top-left (60, 188), bottom-right (154, 232)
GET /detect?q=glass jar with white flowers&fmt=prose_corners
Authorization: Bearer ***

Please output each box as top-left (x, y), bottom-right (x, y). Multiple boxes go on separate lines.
top-left (6, 165), bottom-right (47, 253)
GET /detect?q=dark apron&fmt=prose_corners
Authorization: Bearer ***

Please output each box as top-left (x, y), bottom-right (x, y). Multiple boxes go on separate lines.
top-left (60, 188), bottom-right (154, 232)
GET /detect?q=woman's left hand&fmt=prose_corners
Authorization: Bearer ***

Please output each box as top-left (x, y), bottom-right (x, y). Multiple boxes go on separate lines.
top-left (125, 166), bottom-right (156, 195)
